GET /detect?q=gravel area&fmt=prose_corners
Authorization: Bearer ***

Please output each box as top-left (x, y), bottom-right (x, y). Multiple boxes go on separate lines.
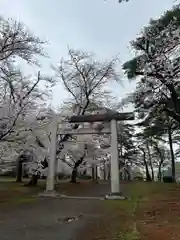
top-left (0, 181), bottom-right (113, 240)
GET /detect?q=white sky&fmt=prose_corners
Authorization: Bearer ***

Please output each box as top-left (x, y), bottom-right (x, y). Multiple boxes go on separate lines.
top-left (0, 0), bottom-right (177, 109)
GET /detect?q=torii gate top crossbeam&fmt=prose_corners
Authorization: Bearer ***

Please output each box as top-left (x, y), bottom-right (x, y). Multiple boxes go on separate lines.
top-left (69, 112), bottom-right (134, 123)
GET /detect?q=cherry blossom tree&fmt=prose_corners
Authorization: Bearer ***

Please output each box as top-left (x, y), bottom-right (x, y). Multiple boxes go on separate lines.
top-left (47, 48), bottom-right (120, 183)
top-left (0, 16), bottom-right (56, 141)
top-left (14, 106), bottom-right (56, 183)
top-left (60, 131), bottom-right (110, 182)
top-left (0, 16), bottom-right (56, 182)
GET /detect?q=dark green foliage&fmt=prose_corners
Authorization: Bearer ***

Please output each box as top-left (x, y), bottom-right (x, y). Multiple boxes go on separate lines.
top-left (123, 57), bottom-right (139, 79)
top-left (123, 4), bottom-right (180, 125)
top-left (0, 169), bottom-right (16, 177)
top-left (149, 5), bottom-right (180, 31)
top-left (78, 175), bottom-right (92, 180)
top-left (163, 176), bottom-right (174, 183)
top-left (57, 173), bottom-right (70, 180)
top-left (134, 176), bottom-right (144, 181)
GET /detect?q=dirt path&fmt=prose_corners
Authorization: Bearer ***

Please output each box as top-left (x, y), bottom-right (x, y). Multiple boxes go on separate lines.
top-left (0, 181), bottom-right (114, 240)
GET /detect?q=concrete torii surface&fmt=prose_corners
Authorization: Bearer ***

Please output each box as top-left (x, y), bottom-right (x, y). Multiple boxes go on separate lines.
top-left (44, 112), bottom-right (134, 199)
top-left (70, 112), bottom-right (134, 123)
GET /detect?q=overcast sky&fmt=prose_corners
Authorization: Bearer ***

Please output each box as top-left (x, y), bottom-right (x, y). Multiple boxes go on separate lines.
top-left (0, 0), bottom-right (176, 109)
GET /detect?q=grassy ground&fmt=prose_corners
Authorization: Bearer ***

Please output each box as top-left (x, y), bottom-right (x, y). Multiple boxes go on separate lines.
top-left (0, 180), bottom-right (110, 240)
top-left (0, 177), bottom-right (100, 207)
top-left (0, 179), bottom-right (40, 206)
top-left (1, 178), bottom-right (180, 239)
top-left (81, 181), bottom-right (180, 240)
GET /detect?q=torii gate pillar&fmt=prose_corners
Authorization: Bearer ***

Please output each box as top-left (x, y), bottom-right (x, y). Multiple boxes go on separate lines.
top-left (40, 115), bottom-right (60, 197)
top-left (46, 115), bottom-right (58, 194)
top-left (110, 119), bottom-right (119, 194)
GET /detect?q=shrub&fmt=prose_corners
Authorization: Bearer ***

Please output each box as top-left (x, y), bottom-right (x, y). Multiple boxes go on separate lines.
top-left (134, 176), bottom-right (144, 181)
top-left (56, 173), bottom-right (71, 180)
top-left (0, 170), bottom-right (16, 177)
top-left (78, 175), bottom-right (92, 180)
top-left (163, 176), bottom-right (173, 183)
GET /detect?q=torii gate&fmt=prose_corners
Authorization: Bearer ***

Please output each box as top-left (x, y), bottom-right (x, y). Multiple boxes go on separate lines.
top-left (45, 112), bottom-right (134, 198)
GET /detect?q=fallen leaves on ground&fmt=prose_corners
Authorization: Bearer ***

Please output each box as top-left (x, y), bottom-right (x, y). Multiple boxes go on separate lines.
top-left (78, 182), bottom-right (180, 240)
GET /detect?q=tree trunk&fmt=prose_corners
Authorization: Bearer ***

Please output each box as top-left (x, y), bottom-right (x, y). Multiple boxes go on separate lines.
top-left (127, 171), bottom-right (131, 181)
top-left (107, 163), bottom-right (110, 180)
top-left (26, 157), bottom-right (48, 186)
top-left (26, 173), bottom-right (39, 186)
top-left (157, 164), bottom-right (162, 181)
top-left (146, 141), bottom-right (154, 181)
top-left (125, 167), bottom-right (131, 180)
top-left (142, 149), bottom-right (152, 181)
top-left (103, 163), bottom-right (106, 180)
top-left (150, 162), bottom-right (154, 181)
top-left (157, 155), bottom-right (164, 182)
top-left (95, 165), bottom-right (98, 180)
top-left (16, 159), bottom-right (23, 182)
top-left (92, 165), bottom-right (95, 180)
top-left (168, 127), bottom-right (176, 182)
top-left (70, 156), bottom-right (84, 183)
top-left (145, 167), bottom-right (152, 181)
top-left (123, 167), bottom-right (129, 180)
top-left (71, 168), bottom-right (78, 183)
top-left (154, 144), bottom-right (164, 181)
top-left (26, 174), bottom-right (39, 186)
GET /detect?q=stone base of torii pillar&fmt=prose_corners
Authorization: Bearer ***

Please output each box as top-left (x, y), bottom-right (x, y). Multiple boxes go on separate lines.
top-left (38, 190), bottom-right (60, 198)
top-left (105, 192), bottom-right (126, 200)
